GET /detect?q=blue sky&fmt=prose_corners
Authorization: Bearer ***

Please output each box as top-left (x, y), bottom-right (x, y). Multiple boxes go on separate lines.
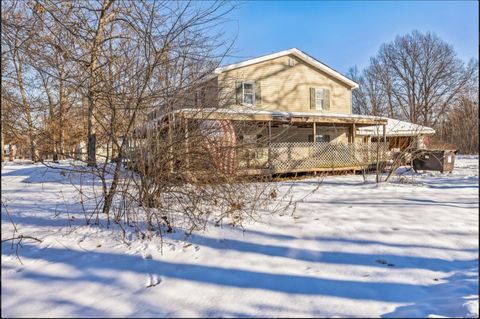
top-left (221, 1), bottom-right (478, 73)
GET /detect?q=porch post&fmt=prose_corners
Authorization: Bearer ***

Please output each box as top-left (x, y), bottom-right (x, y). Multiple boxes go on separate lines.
top-left (382, 124), bottom-right (387, 161)
top-left (268, 121), bottom-right (272, 172)
top-left (351, 123), bottom-right (356, 166)
top-left (352, 123), bottom-right (356, 143)
top-left (382, 124), bottom-right (386, 145)
top-left (312, 121), bottom-right (316, 142)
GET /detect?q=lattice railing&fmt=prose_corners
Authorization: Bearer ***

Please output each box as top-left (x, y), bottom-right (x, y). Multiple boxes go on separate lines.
top-left (236, 147), bottom-right (269, 169)
top-left (238, 142), bottom-right (389, 171)
top-left (125, 140), bottom-right (390, 173)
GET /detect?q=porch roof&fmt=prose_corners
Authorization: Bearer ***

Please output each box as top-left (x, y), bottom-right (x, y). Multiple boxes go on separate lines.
top-left (175, 108), bottom-right (387, 126)
top-left (356, 118), bottom-right (436, 137)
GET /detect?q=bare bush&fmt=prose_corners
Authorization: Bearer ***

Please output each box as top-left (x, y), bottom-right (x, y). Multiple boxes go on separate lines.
top-left (1, 0), bottom-right (293, 241)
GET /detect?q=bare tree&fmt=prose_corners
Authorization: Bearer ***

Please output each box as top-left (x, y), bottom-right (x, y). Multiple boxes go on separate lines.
top-left (1, 0), bottom-right (44, 161)
top-left (348, 65), bottom-right (389, 116)
top-left (350, 31), bottom-right (478, 156)
top-left (441, 59), bottom-right (479, 154)
top-left (352, 31), bottom-right (474, 127)
top-left (1, 0), bottom-right (299, 240)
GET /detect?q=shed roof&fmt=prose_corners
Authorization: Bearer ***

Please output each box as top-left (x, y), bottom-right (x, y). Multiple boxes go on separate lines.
top-left (133, 108), bottom-right (388, 138)
top-left (357, 118), bottom-right (436, 137)
top-left (176, 108), bottom-right (386, 125)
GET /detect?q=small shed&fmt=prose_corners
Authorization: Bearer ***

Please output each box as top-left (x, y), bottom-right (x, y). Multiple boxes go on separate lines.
top-left (357, 118), bottom-right (436, 151)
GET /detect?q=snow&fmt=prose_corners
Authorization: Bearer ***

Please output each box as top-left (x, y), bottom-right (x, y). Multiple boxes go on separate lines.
top-left (175, 107), bottom-right (387, 122)
top-left (141, 108), bottom-right (385, 131)
top-left (357, 117), bottom-right (436, 137)
top-left (1, 156), bottom-right (478, 318)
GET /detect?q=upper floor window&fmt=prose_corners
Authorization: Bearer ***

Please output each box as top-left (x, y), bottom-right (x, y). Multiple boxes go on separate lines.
top-left (236, 81), bottom-right (261, 106)
top-left (315, 88), bottom-right (325, 109)
top-left (242, 82), bottom-right (255, 105)
top-left (310, 87), bottom-right (330, 111)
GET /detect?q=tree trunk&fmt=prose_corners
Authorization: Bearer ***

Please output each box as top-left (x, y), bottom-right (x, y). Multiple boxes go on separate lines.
top-left (40, 72), bottom-right (57, 160)
top-left (13, 49), bottom-right (36, 162)
top-left (1, 130), bottom-right (4, 162)
top-left (87, 0), bottom-right (115, 166)
top-left (58, 68), bottom-right (65, 160)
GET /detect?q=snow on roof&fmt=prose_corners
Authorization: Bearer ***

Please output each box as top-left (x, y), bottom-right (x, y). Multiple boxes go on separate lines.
top-left (133, 108), bottom-right (387, 137)
top-left (215, 48), bottom-right (359, 89)
top-left (357, 118), bottom-right (436, 137)
top-left (176, 107), bottom-right (386, 122)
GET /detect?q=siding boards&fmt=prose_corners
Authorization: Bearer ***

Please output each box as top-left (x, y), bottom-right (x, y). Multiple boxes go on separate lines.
top-left (218, 55), bottom-right (352, 114)
top-left (268, 126), bottom-right (349, 143)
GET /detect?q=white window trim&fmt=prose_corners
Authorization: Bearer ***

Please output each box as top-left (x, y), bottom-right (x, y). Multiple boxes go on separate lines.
top-left (242, 81), bottom-right (256, 106)
top-left (315, 88), bottom-right (325, 110)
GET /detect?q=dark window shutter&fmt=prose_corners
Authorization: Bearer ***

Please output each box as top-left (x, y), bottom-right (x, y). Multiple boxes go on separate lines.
top-left (255, 81), bottom-right (261, 106)
top-left (310, 88), bottom-right (316, 109)
top-left (235, 81), bottom-right (242, 104)
top-left (324, 89), bottom-right (330, 110)
top-left (195, 91), bottom-right (199, 107)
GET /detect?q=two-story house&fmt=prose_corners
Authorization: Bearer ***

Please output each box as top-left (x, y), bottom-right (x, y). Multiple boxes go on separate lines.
top-left (133, 48), bottom-right (433, 175)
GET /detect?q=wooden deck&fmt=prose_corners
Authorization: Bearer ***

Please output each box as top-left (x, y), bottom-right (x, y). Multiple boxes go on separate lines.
top-left (237, 142), bottom-right (389, 175)
top-left (123, 141), bottom-right (390, 177)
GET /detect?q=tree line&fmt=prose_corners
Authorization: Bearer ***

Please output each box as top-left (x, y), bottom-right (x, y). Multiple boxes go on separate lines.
top-left (1, 0), bottom-right (234, 163)
top-left (348, 31), bottom-right (478, 154)
top-left (1, 0), bottom-right (290, 236)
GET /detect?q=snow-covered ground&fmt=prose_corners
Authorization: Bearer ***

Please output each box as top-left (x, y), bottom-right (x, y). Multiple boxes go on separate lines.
top-left (1, 156), bottom-right (478, 318)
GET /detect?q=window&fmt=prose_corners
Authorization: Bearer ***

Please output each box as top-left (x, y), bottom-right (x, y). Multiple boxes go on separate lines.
top-left (315, 88), bottom-right (325, 110)
top-left (236, 81), bottom-right (261, 106)
top-left (371, 137), bottom-right (387, 143)
top-left (310, 87), bottom-right (330, 110)
top-left (288, 58), bottom-right (296, 67)
top-left (243, 82), bottom-right (255, 105)
top-left (308, 134), bottom-right (331, 143)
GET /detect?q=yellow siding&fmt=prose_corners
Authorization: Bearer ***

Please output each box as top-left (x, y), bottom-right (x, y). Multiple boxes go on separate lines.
top-left (238, 125), bottom-right (349, 144)
top-left (217, 54), bottom-right (352, 114)
top-left (182, 78), bottom-right (219, 109)
top-left (271, 126), bottom-right (349, 143)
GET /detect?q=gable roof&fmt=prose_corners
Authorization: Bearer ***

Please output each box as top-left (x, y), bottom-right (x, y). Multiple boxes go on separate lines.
top-left (215, 48), bottom-right (359, 89)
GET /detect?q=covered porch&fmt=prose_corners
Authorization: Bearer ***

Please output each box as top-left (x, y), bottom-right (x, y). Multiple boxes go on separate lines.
top-left (357, 118), bottom-right (436, 151)
top-left (177, 108), bottom-right (389, 175)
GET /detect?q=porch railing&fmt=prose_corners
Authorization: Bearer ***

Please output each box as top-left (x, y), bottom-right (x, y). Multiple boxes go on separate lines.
top-left (237, 142), bottom-right (390, 172)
